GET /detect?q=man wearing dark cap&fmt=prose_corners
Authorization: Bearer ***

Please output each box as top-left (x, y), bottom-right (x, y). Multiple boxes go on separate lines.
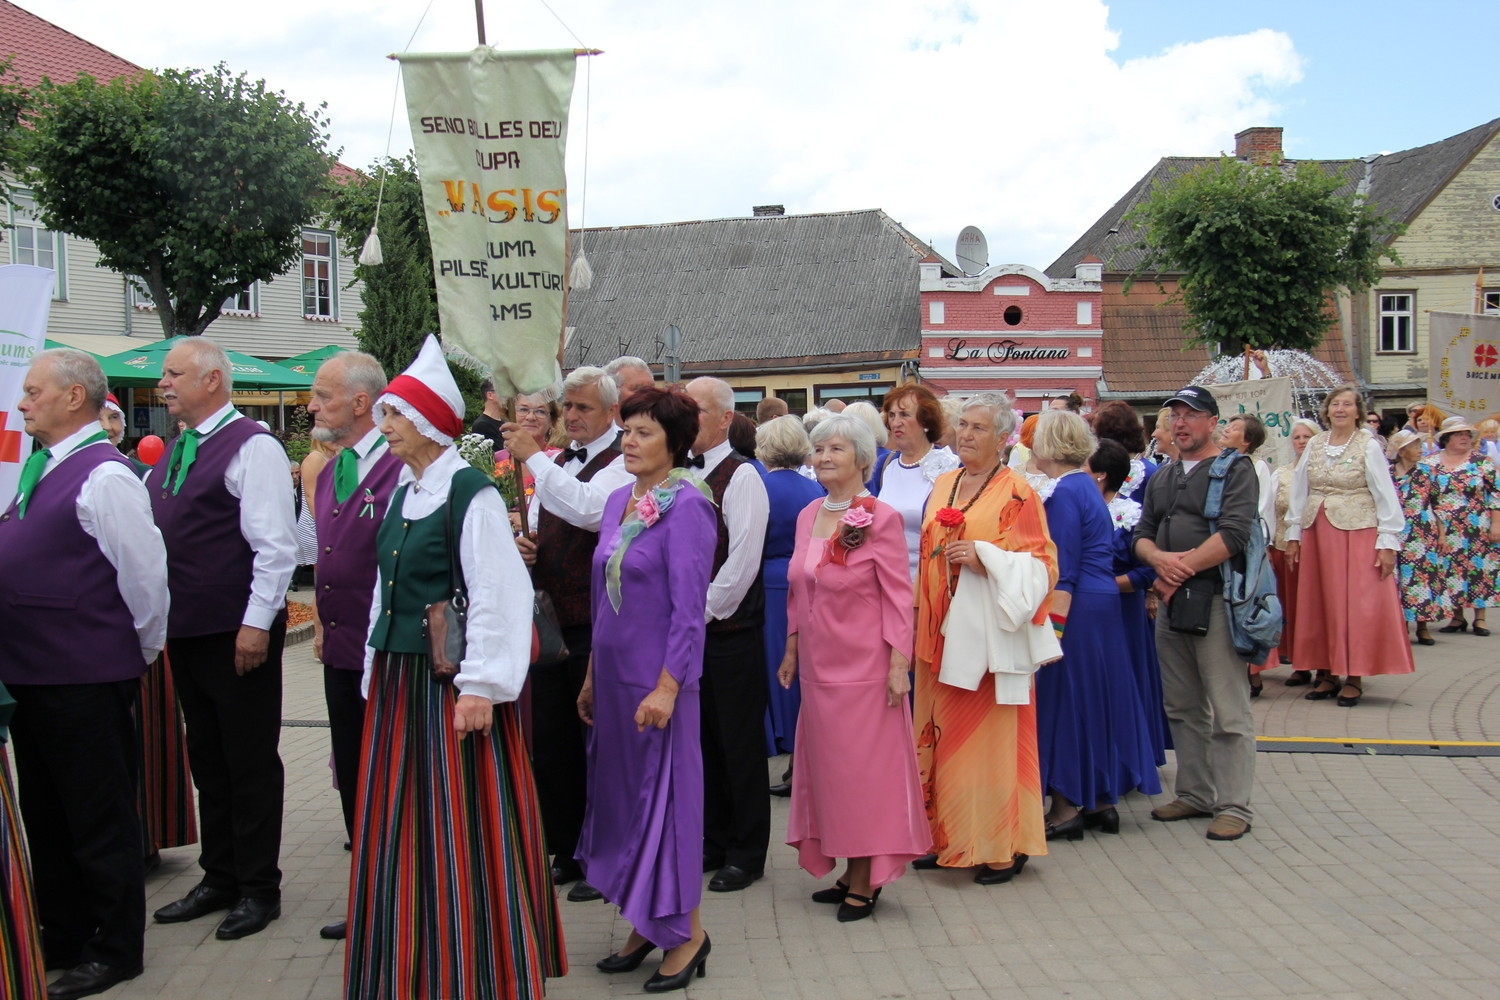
top-left (1133, 386), bottom-right (1257, 842)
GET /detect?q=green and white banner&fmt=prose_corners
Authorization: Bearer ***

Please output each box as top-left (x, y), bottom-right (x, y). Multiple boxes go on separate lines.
top-left (398, 48), bottom-right (578, 397)
top-left (0, 265), bottom-right (55, 504)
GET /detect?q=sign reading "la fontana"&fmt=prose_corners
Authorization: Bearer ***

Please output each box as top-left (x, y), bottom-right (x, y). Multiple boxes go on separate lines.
top-left (945, 338), bottom-right (1071, 362)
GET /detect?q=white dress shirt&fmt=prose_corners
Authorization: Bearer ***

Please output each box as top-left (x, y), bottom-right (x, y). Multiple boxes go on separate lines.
top-left (345, 425), bottom-right (392, 484)
top-left (191, 402), bottom-right (298, 630)
top-left (1285, 433), bottom-right (1404, 550)
top-left (691, 439), bottom-right (769, 622)
top-left (523, 426), bottom-right (633, 531)
top-left (361, 447), bottom-right (532, 705)
top-left (43, 423), bottom-right (169, 663)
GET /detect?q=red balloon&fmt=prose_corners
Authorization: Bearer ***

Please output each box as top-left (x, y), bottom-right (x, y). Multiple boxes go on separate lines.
top-left (137, 434), bottom-right (165, 466)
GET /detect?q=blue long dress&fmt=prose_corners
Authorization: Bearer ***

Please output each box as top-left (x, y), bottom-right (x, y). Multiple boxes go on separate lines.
top-left (1036, 472), bottom-right (1162, 807)
top-left (761, 469), bottom-right (826, 754)
top-left (578, 482), bottom-right (717, 949)
top-left (1107, 497), bottom-right (1171, 766)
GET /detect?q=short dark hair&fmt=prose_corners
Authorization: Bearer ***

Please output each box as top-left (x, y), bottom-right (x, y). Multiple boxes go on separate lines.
top-left (619, 385), bottom-right (701, 466)
top-left (1229, 413), bottom-right (1266, 453)
top-left (729, 412), bottom-right (757, 457)
top-left (1090, 400), bottom-right (1145, 453)
top-left (480, 378), bottom-right (496, 397)
top-left (881, 383), bottom-right (946, 444)
top-left (1088, 438), bottom-right (1131, 494)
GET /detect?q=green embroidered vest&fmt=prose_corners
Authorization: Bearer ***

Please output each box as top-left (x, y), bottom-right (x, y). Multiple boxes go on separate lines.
top-left (369, 467), bottom-right (491, 654)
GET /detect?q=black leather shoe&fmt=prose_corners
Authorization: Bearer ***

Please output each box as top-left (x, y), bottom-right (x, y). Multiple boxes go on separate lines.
top-left (551, 859), bottom-right (583, 886)
top-left (596, 940), bottom-right (654, 973)
top-left (215, 897), bottom-right (281, 940)
top-left (707, 865), bottom-right (762, 892)
top-left (46, 961), bottom-right (143, 1000)
top-left (768, 782), bottom-right (792, 797)
top-left (319, 920), bottom-right (347, 940)
top-left (567, 879), bottom-right (604, 902)
top-left (643, 934), bottom-right (710, 992)
top-left (153, 883), bottom-right (236, 923)
top-left (1045, 813), bottom-right (1086, 841)
top-left (1084, 806), bottom-right (1120, 834)
top-left (910, 853), bottom-right (940, 870)
top-left (974, 853), bottom-right (1029, 886)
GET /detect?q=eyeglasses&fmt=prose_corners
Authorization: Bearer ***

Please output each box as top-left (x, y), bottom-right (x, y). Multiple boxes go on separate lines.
top-left (1167, 410), bottom-right (1213, 424)
top-left (514, 406), bottom-right (549, 417)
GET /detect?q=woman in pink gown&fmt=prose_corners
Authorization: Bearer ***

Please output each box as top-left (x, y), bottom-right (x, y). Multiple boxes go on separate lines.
top-left (779, 414), bottom-right (928, 922)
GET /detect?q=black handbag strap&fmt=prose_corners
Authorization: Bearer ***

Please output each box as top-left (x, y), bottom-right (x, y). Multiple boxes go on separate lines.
top-left (441, 468), bottom-right (492, 610)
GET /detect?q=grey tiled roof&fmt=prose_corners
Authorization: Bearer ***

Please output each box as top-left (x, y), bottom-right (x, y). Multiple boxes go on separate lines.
top-left (1046, 117), bottom-right (1500, 279)
top-left (564, 209), bottom-right (953, 370)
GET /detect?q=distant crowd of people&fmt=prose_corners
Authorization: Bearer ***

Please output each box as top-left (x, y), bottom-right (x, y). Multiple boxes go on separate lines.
top-left (4, 343), bottom-right (1496, 1000)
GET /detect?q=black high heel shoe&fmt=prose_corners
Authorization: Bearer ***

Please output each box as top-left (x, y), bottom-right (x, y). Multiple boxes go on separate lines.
top-left (643, 934), bottom-right (710, 993)
top-left (1438, 616), bottom-right (1468, 634)
top-left (1084, 806), bottom-right (1120, 834)
top-left (1336, 680), bottom-right (1363, 708)
top-left (837, 890), bottom-right (878, 922)
top-left (810, 879), bottom-right (849, 904)
top-left (1305, 672), bottom-right (1339, 700)
top-left (974, 853), bottom-right (1028, 885)
top-left (1045, 813), bottom-right (1086, 841)
top-left (596, 940), bottom-right (655, 973)
top-left (1415, 625), bottom-right (1436, 646)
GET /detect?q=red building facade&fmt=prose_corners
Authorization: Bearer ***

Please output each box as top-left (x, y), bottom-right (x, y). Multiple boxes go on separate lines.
top-left (917, 259), bottom-right (1104, 411)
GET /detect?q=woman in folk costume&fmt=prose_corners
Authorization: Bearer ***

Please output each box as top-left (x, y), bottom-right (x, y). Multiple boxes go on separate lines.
top-left (0, 683), bottom-right (45, 999)
top-left (344, 337), bottom-right (563, 1000)
top-left (1286, 385), bottom-right (1413, 708)
top-left (911, 391), bottom-right (1058, 885)
top-left (578, 386), bottom-right (717, 992)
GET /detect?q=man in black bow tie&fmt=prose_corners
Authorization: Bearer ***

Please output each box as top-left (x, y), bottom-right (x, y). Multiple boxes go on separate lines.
top-left (502, 365), bottom-right (631, 902)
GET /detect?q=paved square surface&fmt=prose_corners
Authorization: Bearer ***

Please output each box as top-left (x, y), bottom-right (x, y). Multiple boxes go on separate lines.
top-left (51, 620), bottom-right (1500, 999)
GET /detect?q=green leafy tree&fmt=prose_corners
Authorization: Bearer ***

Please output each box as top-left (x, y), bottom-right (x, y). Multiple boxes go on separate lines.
top-left (0, 58), bottom-right (26, 203)
top-left (20, 63), bottom-right (334, 337)
top-left (1125, 157), bottom-right (1401, 353)
top-left (329, 154), bottom-right (483, 414)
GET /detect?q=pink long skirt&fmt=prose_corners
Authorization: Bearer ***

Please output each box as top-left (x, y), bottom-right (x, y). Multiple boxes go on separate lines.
top-left (1292, 510), bottom-right (1414, 677)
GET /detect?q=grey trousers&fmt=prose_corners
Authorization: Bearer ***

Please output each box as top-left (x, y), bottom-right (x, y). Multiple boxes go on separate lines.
top-left (1154, 600), bottom-right (1255, 823)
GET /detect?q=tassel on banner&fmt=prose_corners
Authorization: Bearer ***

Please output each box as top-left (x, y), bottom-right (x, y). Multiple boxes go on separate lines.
top-left (358, 227), bottom-right (383, 266)
top-left (569, 250), bottom-right (593, 290)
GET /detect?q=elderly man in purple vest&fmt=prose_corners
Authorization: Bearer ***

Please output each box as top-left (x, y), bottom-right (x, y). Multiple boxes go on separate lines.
top-left (501, 365), bottom-right (632, 903)
top-left (684, 377), bottom-right (771, 892)
top-left (304, 351), bottom-right (400, 941)
top-left (146, 339), bottom-right (297, 941)
top-left (0, 349), bottom-right (168, 1000)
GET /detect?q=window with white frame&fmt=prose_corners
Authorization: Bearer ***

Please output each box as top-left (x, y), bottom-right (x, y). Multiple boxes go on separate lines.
top-left (131, 279), bottom-right (257, 317)
top-left (1378, 293), bottom-right (1415, 353)
top-left (1484, 290), bottom-right (1500, 315)
top-left (302, 231), bottom-right (335, 319)
top-left (7, 191), bottom-right (67, 299)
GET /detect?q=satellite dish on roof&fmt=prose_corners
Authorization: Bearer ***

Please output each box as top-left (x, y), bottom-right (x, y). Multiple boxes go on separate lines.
top-left (956, 226), bottom-right (988, 276)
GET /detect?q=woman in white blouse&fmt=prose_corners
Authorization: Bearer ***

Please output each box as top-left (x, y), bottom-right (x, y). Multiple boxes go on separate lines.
top-left (871, 385), bottom-right (961, 580)
top-left (1285, 385), bottom-right (1413, 707)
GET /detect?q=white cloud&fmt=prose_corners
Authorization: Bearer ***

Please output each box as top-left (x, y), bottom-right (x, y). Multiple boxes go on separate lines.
top-left (21, 0), bottom-right (1302, 267)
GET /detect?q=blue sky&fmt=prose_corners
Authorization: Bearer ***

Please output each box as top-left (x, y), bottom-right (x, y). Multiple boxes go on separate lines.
top-left (15, 0), bottom-right (1500, 269)
top-left (1107, 0), bottom-right (1496, 159)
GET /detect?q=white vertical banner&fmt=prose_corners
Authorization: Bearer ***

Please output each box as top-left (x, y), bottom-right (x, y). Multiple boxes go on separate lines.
top-left (1429, 311), bottom-right (1500, 416)
top-left (0, 265), bottom-right (55, 503)
top-left (397, 47), bottom-right (580, 397)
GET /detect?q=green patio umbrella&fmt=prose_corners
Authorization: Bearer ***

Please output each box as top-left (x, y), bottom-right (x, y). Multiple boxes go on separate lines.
top-left (100, 337), bottom-right (313, 390)
top-left (275, 344), bottom-right (346, 376)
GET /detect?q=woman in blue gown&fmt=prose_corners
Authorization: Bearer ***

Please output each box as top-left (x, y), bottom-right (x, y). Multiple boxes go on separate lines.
top-left (1032, 413), bottom-right (1161, 841)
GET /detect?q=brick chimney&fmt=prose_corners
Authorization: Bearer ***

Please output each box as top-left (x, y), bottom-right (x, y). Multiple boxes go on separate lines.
top-left (752, 204), bottom-right (785, 217)
top-left (1234, 127), bottom-right (1283, 166)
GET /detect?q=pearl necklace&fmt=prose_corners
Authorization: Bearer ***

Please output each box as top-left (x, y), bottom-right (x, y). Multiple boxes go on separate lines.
top-left (631, 475), bottom-right (672, 502)
top-left (823, 489), bottom-right (870, 512)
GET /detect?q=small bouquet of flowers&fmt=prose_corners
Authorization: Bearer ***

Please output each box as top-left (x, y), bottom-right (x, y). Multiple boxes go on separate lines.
top-left (458, 433), bottom-right (522, 510)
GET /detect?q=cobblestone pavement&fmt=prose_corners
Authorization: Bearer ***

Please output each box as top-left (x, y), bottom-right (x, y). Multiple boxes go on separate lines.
top-left (61, 624), bottom-right (1500, 1000)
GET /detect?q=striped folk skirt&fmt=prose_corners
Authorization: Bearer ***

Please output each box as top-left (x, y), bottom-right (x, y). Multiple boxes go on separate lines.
top-left (136, 651), bottom-right (197, 852)
top-left (0, 749), bottom-right (45, 999)
top-left (345, 652), bottom-right (565, 1000)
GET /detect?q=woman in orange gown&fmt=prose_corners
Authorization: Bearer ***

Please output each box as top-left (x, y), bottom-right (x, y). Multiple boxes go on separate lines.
top-left (911, 391), bottom-right (1057, 885)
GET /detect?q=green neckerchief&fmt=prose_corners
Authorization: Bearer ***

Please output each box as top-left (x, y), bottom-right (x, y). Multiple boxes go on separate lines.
top-left (167, 411), bottom-right (236, 495)
top-left (334, 435), bottom-right (385, 503)
top-left (14, 430), bottom-right (108, 518)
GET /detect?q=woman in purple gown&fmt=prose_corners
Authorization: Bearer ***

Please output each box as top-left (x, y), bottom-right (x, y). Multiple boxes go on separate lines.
top-left (578, 386), bottom-right (717, 993)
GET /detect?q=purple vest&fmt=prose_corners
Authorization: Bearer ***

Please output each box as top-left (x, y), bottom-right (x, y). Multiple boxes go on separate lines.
top-left (148, 416), bottom-right (281, 638)
top-left (703, 453), bottom-right (765, 634)
top-left (0, 442), bottom-right (146, 685)
top-left (313, 446), bottom-right (403, 670)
